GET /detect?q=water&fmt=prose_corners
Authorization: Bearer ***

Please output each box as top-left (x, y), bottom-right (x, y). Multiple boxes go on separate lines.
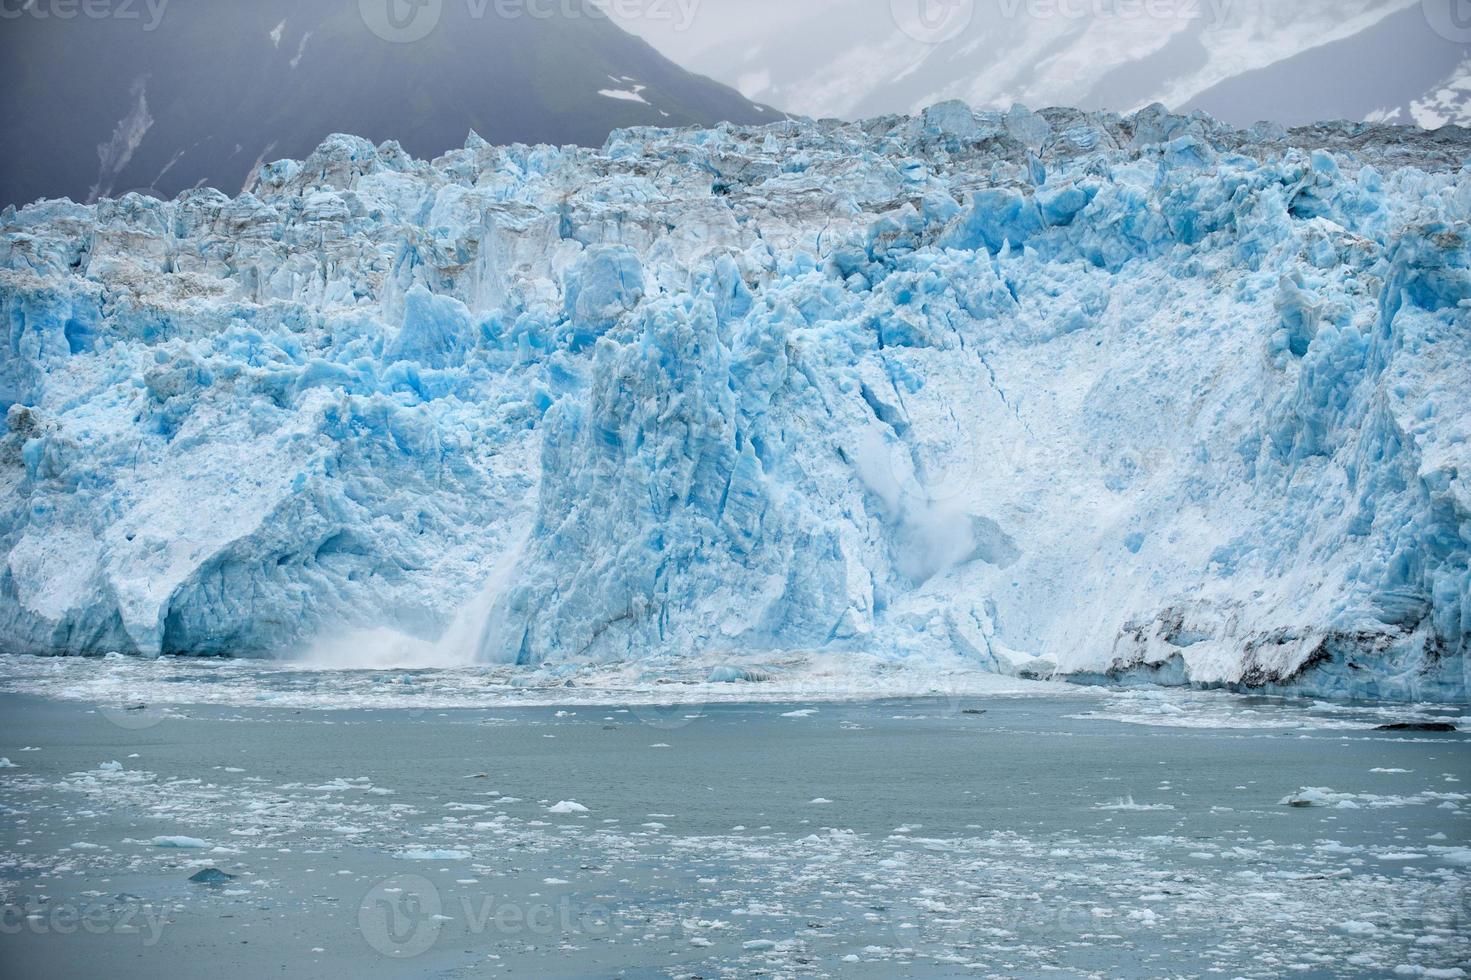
top-left (0, 661), bottom-right (1467, 978)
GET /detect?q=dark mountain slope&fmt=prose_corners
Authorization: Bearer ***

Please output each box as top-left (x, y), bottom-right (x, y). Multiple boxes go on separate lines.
top-left (1184, 4), bottom-right (1469, 127)
top-left (0, 0), bottom-right (778, 206)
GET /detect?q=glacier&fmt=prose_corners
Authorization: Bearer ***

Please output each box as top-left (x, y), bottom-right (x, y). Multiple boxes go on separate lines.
top-left (1, 103), bottom-right (1468, 702)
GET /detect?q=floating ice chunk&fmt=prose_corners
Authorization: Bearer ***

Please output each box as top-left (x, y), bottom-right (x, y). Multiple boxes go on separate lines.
top-left (1280, 787), bottom-right (1344, 807)
top-left (0, 758), bottom-right (15, 769)
top-left (781, 709), bottom-right (818, 718)
top-left (547, 800), bottom-right (589, 814)
top-left (152, 836), bottom-right (211, 848)
top-left (188, 868), bottom-right (237, 884)
top-left (1429, 845), bottom-right (1471, 865)
top-left (1316, 841), bottom-right (1362, 854)
top-left (1093, 797), bottom-right (1175, 811)
top-left (394, 848), bottom-right (471, 861)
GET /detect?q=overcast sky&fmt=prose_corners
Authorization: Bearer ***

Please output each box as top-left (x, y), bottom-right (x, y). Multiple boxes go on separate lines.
top-left (607, 0), bottom-right (1465, 128)
top-left (609, 0), bottom-right (850, 64)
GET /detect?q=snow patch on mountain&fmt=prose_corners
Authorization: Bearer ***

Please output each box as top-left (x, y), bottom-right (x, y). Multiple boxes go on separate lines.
top-left (2, 104), bottom-right (1468, 701)
top-left (1411, 59), bottom-right (1471, 130)
top-left (599, 86), bottom-right (650, 105)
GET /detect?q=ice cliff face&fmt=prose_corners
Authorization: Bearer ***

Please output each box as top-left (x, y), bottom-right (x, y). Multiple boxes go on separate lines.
top-left (2, 105), bottom-right (1468, 701)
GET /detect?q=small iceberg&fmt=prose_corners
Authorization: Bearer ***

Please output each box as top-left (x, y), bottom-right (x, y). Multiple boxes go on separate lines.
top-left (393, 848), bottom-right (471, 861)
top-left (152, 836), bottom-right (211, 849)
top-left (1280, 787), bottom-right (1339, 808)
top-left (188, 868), bottom-right (237, 884)
top-left (1093, 797), bottom-right (1175, 812)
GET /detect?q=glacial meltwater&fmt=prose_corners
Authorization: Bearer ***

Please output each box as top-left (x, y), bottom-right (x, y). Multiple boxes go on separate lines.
top-left (0, 657), bottom-right (1466, 979)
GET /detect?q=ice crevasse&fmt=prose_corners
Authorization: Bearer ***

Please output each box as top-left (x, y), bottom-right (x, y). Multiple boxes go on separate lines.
top-left (1, 102), bottom-right (1468, 701)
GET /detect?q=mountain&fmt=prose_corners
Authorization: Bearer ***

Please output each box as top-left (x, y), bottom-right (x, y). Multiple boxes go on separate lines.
top-left (1184, 4), bottom-right (1471, 127)
top-left (0, 0), bottom-right (778, 207)
top-left (3, 104), bottom-right (1468, 701)
top-left (650, 0), bottom-right (1461, 128)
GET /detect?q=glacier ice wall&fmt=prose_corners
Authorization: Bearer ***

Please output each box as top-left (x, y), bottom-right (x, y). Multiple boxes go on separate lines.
top-left (2, 104), bottom-right (1468, 700)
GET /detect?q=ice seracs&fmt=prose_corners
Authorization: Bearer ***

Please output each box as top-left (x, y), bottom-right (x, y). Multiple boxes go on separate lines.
top-left (1, 103), bottom-right (1468, 702)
